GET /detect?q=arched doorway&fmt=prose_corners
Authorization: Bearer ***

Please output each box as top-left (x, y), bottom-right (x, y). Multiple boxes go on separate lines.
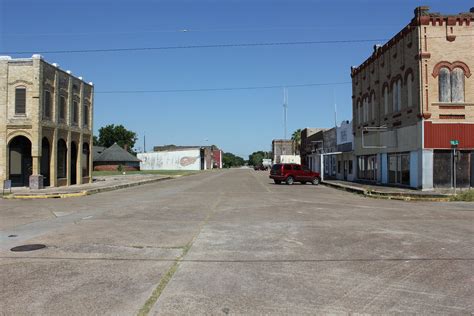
top-left (82, 143), bottom-right (90, 179)
top-left (70, 141), bottom-right (78, 185)
top-left (57, 139), bottom-right (67, 181)
top-left (9, 136), bottom-right (32, 187)
top-left (41, 137), bottom-right (51, 186)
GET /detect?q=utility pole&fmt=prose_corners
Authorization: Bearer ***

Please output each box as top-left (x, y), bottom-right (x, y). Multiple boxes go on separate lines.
top-left (283, 87), bottom-right (288, 140)
top-left (143, 133), bottom-right (146, 153)
top-left (333, 88), bottom-right (337, 128)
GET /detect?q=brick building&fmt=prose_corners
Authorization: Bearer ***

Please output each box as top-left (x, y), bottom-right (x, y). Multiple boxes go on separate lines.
top-left (351, 6), bottom-right (474, 189)
top-left (0, 55), bottom-right (93, 188)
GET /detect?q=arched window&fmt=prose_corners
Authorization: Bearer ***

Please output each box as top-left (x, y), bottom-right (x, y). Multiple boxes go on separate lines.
top-left (59, 96), bottom-right (67, 121)
top-left (392, 79), bottom-right (402, 112)
top-left (363, 97), bottom-right (368, 123)
top-left (383, 86), bottom-right (389, 115)
top-left (15, 86), bottom-right (26, 115)
top-left (406, 73), bottom-right (413, 107)
top-left (438, 66), bottom-right (465, 103)
top-left (43, 90), bottom-right (52, 119)
top-left (451, 68), bottom-right (465, 103)
top-left (357, 101), bottom-right (362, 125)
top-left (439, 67), bottom-right (451, 102)
top-left (370, 94), bottom-right (376, 120)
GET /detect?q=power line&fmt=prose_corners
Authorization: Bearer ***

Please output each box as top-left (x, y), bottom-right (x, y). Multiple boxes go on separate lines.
top-left (95, 82), bottom-right (351, 94)
top-left (2, 34), bottom-right (473, 56)
top-left (1, 39), bottom-right (389, 55)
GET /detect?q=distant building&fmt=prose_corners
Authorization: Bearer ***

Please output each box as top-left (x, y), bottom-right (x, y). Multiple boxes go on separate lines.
top-left (212, 149), bottom-right (223, 169)
top-left (300, 128), bottom-right (326, 168)
top-left (139, 145), bottom-right (217, 170)
top-left (272, 139), bottom-right (295, 163)
top-left (335, 120), bottom-right (356, 181)
top-left (0, 55), bottom-right (93, 189)
top-left (351, 6), bottom-right (474, 189)
top-left (93, 143), bottom-right (140, 171)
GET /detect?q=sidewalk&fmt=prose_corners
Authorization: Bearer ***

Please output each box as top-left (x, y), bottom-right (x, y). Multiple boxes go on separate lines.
top-left (322, 179), bottom-right (455, 201)
top-left (2, 174), bottom-right (173, 199)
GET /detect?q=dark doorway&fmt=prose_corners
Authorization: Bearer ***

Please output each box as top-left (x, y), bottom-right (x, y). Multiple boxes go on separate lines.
top-left (70, 142), bottom-right (78, 185)
top-left (433, 150), bottom-right (452, 188)
top-left (57, 139), bottom-right (67, 180)
top-left (40, 138), bottom-right (50, 186)
top-left (82, 143), bottom-right (90, 179)
top-left (8, 136), bottom-right (32, 187)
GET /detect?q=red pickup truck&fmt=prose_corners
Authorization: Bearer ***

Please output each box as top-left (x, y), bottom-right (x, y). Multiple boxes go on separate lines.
top-left (269, 163), bottom-right (321, 185)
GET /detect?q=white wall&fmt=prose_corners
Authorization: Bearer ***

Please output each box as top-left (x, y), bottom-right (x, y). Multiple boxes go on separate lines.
top-left (279, 155), bottom-right (301, 164)
top-left (138, 150), bottom-right (201, 170)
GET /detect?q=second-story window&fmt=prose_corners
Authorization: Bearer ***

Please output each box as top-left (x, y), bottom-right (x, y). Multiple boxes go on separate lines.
top-left (383, 86), bottom-right (389, 115)
top-left (83, 103), bottom-right (89, 127)
top-left (43, 90), bottom-right (52, 119)
top-left (73, 101), bottom-right (78, 125)
top-left (392, 79), bottom-right (402, 112)
top-left (439, 67), bottom-right (465, 103)
top-left (15, 87), bottom-right (26, 115)
top-left (406, 73), bottom-right (413, 107)
top-left (59, 96), bottom-right (67, 121)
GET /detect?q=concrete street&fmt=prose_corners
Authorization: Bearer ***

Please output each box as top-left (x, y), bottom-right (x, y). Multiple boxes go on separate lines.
top-left (1, 169), bottom-right (473, 315)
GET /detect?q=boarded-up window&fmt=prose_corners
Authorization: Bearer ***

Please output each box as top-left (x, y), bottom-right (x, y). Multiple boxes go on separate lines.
top-left (73, 101), bottom-right (78, 124)
top-left (59, 96), bottom-right (66, 120)
top-left (451, 68), bottom-right (464, 103)
top-left (439, 67), bottom-right (451, 102)
top-left (15, 87), bottom-right (26, 114)
top-left (43, 90), bottom-right (51, 119)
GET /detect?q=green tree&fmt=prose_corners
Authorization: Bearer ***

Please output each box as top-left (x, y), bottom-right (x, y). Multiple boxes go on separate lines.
top-left (222, 152), bottom-right (245, 168)
top-left (96, 124), bottom-right (138, 152)
top-left (291, 129), bottom-right (302, 154)
top-left (248, 151), bottom-right (271, 166)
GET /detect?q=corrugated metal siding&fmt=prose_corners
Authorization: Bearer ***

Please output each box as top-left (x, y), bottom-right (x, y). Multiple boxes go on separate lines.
top-left (424, 122), bottom-right (474, 149)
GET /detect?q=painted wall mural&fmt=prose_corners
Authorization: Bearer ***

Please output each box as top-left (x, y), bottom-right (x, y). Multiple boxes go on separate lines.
top-left (138, 149), bottom-right (201, 170)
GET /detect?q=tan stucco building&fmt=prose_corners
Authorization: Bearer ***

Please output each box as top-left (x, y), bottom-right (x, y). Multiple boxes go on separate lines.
top-left (0, 55), bottom-right (94, 189)
top-left (351, 6), bottom-right (474, 189)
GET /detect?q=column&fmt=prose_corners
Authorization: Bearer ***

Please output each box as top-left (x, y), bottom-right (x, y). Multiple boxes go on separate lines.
top-left (66, 131), bottom-right (71, 186)
top-left (50, 129), bottom-right (57, 187)
top-left (77, 133), bottom-right (83, 184)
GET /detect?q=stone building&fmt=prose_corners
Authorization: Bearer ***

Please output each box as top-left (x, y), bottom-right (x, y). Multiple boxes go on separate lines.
top-left (0, 55), bottom-right (94, 188)
top-left (271, 139), bottom-right (295, 163)
top-left (351, 6), bottom-right (474, 189)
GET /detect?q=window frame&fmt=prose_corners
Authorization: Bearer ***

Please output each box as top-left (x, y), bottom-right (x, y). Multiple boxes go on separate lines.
top-left (14, 86), bottom-right (27, 115)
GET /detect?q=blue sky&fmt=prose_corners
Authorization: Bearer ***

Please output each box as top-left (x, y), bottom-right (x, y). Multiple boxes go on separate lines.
top-left (1, 0), bottom-right (471, 158)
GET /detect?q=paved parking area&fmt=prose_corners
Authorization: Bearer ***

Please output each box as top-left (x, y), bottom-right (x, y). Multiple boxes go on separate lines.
top-left (1, 169), bottom-right (473, 314)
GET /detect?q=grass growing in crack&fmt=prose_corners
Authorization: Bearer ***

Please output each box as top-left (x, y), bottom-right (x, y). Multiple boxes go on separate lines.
top-left (137, 243), bottom-right (192, 316)
top-left (137, 261), bottom-right (180, 316)
top-left (450, 190), bottom-right (474, 202)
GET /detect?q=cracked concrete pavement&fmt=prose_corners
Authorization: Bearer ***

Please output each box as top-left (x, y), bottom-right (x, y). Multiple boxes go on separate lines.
top-left (1, 169), bottom-right (473, 315)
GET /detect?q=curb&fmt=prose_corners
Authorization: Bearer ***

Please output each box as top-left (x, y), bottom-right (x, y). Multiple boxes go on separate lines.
top-left (3, 176), bottom-right (173, 200)
top-left (321, 181), bottom-right (451, 202)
